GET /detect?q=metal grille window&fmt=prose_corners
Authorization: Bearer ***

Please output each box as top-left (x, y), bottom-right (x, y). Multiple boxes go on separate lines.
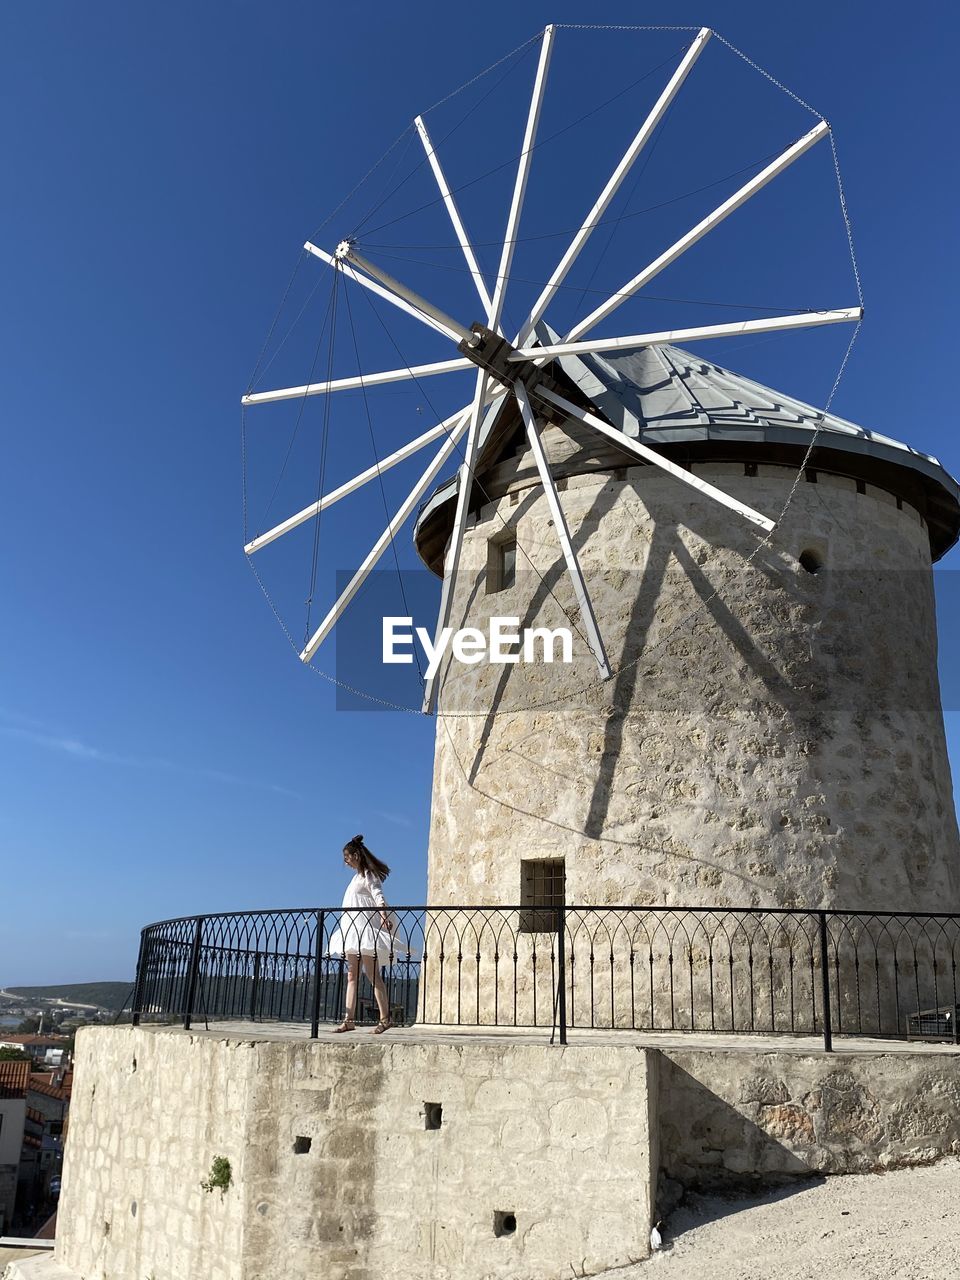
top-left (519, 858), bottom-right (565, 933)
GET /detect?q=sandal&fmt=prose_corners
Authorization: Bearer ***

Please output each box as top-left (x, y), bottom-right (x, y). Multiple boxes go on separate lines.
top-left (370, 1019), bottom-right (394, 1035)
top-left (332, 1020), bottom-right (355, 1034)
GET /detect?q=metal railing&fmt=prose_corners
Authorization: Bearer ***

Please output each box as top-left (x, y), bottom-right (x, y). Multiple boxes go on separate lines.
top-left (131, 905), bottom-right (960, 1051)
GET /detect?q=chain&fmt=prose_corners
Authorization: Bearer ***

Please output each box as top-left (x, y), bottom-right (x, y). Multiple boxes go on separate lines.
top-left (241, 406), bottom-right (250, 546)
top-left (418, 30), bottom-right (545, 118)
top-left (555, 24), bottom-right (701, 31)
top-left (710, 31), bottom-right (823, 119)
top-left (829, 128), bottom-right (865, 308)
top-left (307, 124), bottom-right (415, 244)
top-left (245, 253), bottom-right (306, 396)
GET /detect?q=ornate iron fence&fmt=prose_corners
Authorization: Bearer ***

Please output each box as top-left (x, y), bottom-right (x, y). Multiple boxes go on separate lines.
top-left (131, 906), bottom-right (960, 1050)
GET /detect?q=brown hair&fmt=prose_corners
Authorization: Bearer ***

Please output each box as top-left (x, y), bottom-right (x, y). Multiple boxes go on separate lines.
top-left (343, 834), bottom-right (391, 881)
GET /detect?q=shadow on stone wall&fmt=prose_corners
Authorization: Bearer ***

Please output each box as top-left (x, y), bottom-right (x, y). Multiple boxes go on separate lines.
top-left (659, 1058), bottom-right (816, 1198)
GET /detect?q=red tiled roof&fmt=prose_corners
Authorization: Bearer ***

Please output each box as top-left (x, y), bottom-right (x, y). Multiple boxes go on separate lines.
top-left (0, 1034), bottom-right (69, 1046)
top-left (0, 1058), bottom-right (31, 1096)
top-left (28, 1071), bottom-right (73, 1101)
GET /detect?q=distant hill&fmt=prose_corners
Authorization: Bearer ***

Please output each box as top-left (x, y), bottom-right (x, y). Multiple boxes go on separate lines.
top-left (4, 983), bottom-right (133, 1012)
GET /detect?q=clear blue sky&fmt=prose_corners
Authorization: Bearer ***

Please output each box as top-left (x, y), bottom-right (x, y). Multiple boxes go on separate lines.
top-left (2, 1), bottom-right (958, 986)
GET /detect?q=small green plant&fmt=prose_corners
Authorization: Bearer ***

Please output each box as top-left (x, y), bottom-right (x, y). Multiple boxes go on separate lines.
top-left (200, 1156), bottom-right (232, 1196)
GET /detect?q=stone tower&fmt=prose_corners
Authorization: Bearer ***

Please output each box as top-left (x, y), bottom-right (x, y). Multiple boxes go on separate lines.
top-left (414, 342), bottom-right (960, 916)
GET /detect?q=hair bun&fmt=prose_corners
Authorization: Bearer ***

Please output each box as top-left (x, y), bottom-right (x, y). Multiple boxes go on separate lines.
top-left (353, 833), bottom-right (364, 843)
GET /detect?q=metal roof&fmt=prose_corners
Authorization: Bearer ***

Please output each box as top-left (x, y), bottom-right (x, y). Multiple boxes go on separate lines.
top-left (558, 335), bottom-right (953, 474)
top-left (414, 332), bottom-right (960, 563)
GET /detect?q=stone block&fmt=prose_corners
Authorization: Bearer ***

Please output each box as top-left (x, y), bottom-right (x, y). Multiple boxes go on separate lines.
top-left (55, 1028), bottom-right (657, 1280)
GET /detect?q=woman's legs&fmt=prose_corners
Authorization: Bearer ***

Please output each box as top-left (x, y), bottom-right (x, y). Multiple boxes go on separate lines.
top-left (360, 955), bottom-right (390, 1023)
top-left (341, 953), bottom-right (362, 1024)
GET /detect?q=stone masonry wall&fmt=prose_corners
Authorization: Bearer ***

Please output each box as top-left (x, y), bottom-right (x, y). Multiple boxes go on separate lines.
top-left (56, 1028), bottom-right (252, 1280)
top-left (41, 1027), bottom-right (960, 1280)
top-left (427, 438), bottom-right (960, 915)
top-left (56, 1027), bottom-right (657, 1280)
top-left (659, 1048), bottom-right (960, 1188)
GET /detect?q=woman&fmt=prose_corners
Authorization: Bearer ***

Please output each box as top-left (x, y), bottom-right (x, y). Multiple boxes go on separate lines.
top-left (328, 834), bottom-right (396, 1034)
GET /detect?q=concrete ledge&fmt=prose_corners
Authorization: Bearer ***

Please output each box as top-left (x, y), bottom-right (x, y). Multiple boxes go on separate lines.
top-left (2, 1258), bottom-right (74, 1280)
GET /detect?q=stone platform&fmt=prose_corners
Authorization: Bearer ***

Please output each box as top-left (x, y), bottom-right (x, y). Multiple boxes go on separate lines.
top-left (10, 1024), bottom-right (959, 1280)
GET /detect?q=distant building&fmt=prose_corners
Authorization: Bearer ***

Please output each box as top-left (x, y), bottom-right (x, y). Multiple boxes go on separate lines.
top-left (0, 1059), bottom-right (29, 1233)
top-left (0, 1035), bottom-right (70, 1062)
top-left (18, 1068), bottom-right (72, 1215)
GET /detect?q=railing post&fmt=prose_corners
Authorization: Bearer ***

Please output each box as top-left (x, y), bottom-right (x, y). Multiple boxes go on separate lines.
top-left (248, 951), bottom-right (262, 1022)
top-left (131, 930), bottom-right (149, 1027)
top-left (556, 905), bottom-right (567, 1046)
top-left (310, 910), bottom-right (326, 1039)
top-left (818, 911), bottom-right (833, 1053)
top-left (183, 917), bottom-right (204, 1032)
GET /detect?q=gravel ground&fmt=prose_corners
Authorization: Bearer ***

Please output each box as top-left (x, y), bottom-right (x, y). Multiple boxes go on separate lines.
top-left (606, 1159), bottom-right (960, 1280)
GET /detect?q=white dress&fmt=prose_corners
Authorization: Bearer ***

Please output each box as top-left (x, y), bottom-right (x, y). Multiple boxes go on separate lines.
top-left (327, 871), bottom-right (398, 960)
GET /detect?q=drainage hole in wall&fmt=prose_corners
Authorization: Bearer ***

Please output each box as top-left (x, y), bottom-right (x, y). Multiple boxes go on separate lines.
top-left (799, 548), bottom-right (823, 575)
top-left (130, 1201), bottom-right (137, 1218)
top-left (493, 1211), bottom-right (517, 1238)
top-left (293, 1135), bottom-right (312, 1154)
top-left (424, 1102), bottom-right (443, 1131)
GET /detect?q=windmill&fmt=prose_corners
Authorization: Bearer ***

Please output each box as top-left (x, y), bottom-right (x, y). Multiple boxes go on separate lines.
top-left (240, 24), bottom-right (863, 715)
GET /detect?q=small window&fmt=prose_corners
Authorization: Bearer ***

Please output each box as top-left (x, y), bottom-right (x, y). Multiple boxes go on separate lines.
top-left (487, 536), bottom-right (517, 593)
top-left (519, 859), bottom-right (565, 933)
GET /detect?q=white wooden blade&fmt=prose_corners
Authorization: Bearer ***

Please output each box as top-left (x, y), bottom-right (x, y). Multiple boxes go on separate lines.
top-left (421, 371), bottom-right (493, 713)
top-left (419, 24), bottom-right (555, 709)
top-left (244, 405), bottom-right (473, 555)
top-left (299, 414), bottom-right (473, 662)
top-left (304, 241), bottom-right (461, 342)
top-left (487, 24), bottom-right (556, 336)
top-left (566, 120), bottom-right (831, 343)
top-left (414, 114), bottom-right (495, 317)
top-left (517, 27), bottom-right (712, 343)
top-left (510, 307), bottom-right (862, 361)
top-left (534, 384), bottom-right (776, 533)
top-left (513, 380), bottom-right (611, 679)
top-left (242, 357), bottom-right (473, 406)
